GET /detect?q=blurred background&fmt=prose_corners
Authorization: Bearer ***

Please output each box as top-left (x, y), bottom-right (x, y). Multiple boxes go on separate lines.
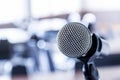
top-left (0, 0), bottom-right (120, 80)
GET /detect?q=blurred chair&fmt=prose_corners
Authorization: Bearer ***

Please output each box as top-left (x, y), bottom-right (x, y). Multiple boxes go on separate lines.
top-left (0, 39), bottom-right (12, 75)
top-left (43, 30), bottom-right (58, 72)
top-left (43, 30), bottom-right (75, 72)
top-left (67, 12), bottom-right (81, 22)
top-left (82, 13), bottom-right (97, 32)
top-left (27, 38), bottom-right (40, 72)
top-left (0, 39), bottom-right (12, 59)
top-left (11, 41), bottom-right (40, 73)
top-left (11, 65), bottom-right (27, 76)
top-left (11, 65), bottom-right (28, 80)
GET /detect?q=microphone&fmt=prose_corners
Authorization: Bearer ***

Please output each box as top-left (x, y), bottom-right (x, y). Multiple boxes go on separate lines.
top-left (57, 22), bottom-right (109, 60)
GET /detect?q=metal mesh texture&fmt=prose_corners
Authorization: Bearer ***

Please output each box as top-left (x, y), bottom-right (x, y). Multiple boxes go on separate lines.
top-left (57, 22), bottom-right (92, 58)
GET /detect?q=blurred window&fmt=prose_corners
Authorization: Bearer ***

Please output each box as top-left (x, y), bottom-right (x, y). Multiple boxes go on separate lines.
top-left (84, 0), bottom-right (120, 11)
top-left (0, 0), bottom-right (27, 24)
top-left (31, 0), bottom-right (81, 18)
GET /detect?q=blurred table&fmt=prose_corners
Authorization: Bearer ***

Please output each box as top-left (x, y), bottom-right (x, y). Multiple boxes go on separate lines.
top-left (29, 66), bottom-right (120, 80)
top-left (0, 66), bottom-right (120, 80)
top-left (98, 66), bottom-right (120, 80)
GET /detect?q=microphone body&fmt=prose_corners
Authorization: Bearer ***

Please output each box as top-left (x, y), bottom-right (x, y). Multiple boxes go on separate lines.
top-left (57, 22), bottom-right (109, 61)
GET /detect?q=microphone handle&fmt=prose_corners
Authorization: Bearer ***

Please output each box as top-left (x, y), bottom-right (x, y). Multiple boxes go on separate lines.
top-left (100, 38), bottom-right (110, 56)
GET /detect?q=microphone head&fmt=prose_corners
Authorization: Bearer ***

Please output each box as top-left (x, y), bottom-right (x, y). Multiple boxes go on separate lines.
top-left (57, 22), bottom-right (92, 58)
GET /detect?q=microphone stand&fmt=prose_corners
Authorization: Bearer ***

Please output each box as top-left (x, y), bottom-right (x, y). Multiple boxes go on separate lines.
top-left (77, 54), bottom-right (99, 80)
top-left (82, 61), bottom-right (99, 80)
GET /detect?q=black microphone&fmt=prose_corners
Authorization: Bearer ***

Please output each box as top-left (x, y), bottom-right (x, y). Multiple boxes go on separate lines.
top-left (56, 22), bottom-right (109, 61)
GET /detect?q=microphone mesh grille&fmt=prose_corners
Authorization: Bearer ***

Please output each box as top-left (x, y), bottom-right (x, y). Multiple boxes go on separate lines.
top-left (57, 22), bottom-right (92, 58)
